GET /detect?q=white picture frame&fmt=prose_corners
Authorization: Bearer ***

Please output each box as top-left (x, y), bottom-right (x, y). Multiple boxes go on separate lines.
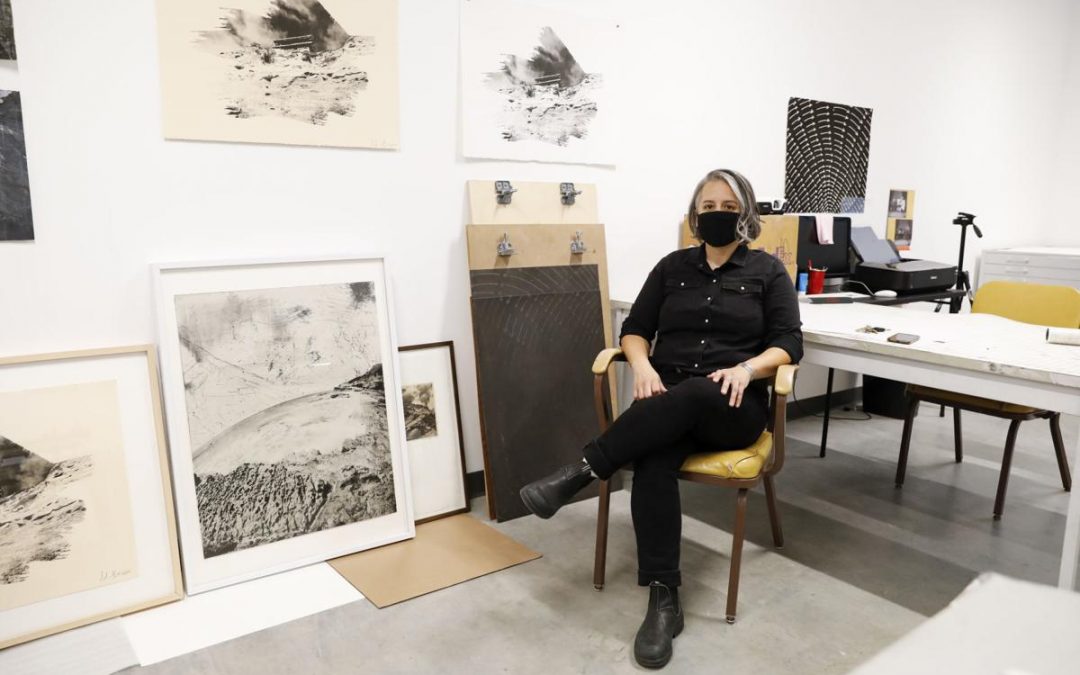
top-left (153, 255), bottom-right (414, 594)
top-left (398, 342), bottom-right (469, 523)
top-left (0, 346), bottom-right (183, 649)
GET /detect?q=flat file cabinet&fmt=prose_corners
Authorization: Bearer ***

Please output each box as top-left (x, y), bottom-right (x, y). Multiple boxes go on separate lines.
top-left (978, 247), bottom-right (1080, 290)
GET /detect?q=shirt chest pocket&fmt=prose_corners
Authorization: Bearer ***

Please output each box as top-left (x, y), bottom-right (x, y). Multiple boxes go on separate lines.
top-left (720, 280), bottom-right (765, 325)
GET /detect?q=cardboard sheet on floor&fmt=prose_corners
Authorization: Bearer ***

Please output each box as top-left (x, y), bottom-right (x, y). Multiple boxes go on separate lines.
top-left (328, 515), bottom-right (541, 608)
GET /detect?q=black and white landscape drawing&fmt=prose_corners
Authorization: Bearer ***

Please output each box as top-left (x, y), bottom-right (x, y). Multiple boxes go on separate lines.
top-left (0, 435), bottom-right (90, 587)
top-left (195, 0), bottom-right (374, 126)
top-left (175, 282), bottom-right (397, 558)
top-left (461, 0), bottom-right (615, 165)
top-left (401, 383), bottom-right (437, 441)
top-left (0, 0), bottom-right (15, 61)
top-left (483, 26), bottom-right (600, 147)
top-left (0, 90), bottom-right (34, 242)
top-left (784, 97), bottom-right (873, 214)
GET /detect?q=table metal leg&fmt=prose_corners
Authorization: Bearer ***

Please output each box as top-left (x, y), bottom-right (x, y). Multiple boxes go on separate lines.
top-left (1059, 422), bottom-right (1080, 589)
top-left (820, 368), bottom-right (834, 458)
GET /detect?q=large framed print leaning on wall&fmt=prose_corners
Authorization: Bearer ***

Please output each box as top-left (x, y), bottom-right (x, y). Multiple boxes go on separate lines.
top-left (153, 255), bottom-right (415, 594)
top-left (398, 342), bottom-right (469, 523)
top-left (0, 346), bottom-right (183, 649)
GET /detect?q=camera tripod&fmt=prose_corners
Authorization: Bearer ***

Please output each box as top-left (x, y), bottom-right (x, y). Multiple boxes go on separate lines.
top-left (947, 211), bottom-right (982, 313)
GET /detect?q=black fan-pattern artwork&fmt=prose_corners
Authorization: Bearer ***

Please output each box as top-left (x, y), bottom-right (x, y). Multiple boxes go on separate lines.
top-left (784, 97), bottom-right (873, 214)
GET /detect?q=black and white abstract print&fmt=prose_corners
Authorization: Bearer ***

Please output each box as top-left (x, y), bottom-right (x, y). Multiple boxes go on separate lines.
top-left (0, 90), bottom-right (34, 242)
top-left (784, 97), bottom-right (873, 214)
top-left (0, 0), bottom-right (15, 61)
top-left (175, 282), bottom-right (396, 558)
top-left (0, 435), bottom-right (90, 585)
top-left (401, 383), bottom-right (437, 441)
top-left (483, 27), bottom-right (600, 147)
top-left (196, 0), bottom-right (374, 126)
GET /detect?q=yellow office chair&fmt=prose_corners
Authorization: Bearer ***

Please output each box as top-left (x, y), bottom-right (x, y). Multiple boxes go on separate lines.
top-left (896, 281), bottom-right (1080, 518)
top-left (590, 348), bottom-right (797, 623)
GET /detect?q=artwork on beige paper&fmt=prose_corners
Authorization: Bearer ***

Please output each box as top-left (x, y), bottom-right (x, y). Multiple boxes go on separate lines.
top-left (0, 380), bottom-right (137, 611)
top-left (156, 0), bottom-right (399, 149)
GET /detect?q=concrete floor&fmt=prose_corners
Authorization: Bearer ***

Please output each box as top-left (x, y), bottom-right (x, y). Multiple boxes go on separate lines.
top-left (127, 403), bottom-right (1076, 674)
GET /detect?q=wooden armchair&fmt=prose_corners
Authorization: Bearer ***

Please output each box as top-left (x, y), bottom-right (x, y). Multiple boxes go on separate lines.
top-left (590, 348), bottom-right (798, 623)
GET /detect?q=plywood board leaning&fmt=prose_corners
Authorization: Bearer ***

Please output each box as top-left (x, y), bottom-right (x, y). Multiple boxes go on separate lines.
top-left (466, 180), bottom-right (598, 226)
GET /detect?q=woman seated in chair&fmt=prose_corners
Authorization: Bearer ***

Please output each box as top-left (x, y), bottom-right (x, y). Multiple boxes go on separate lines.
top-left (520, 168), bottom-right (803, 669)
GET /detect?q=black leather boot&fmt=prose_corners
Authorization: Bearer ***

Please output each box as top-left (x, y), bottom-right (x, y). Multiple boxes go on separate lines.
top-left (634, 581), bottom-right (683, 669)
top-left (519, 461), bottom-right (595, 519)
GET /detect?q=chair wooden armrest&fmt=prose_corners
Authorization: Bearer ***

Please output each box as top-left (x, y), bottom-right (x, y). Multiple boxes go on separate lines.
top-left (592, 348), bottom-right (626, 375)
top-left (773, 364), bottom-right (797, 397)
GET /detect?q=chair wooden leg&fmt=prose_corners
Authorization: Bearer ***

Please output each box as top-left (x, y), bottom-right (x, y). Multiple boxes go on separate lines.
top-left (994, 420), bottom-right (1023, 520)
top-left (763, 474), bottom-right (783, 549)
top-left (1050, 414), bottom-right (1072, 492)
top-left (953, 408), bottom-right (963, 463)
top-left (593, 479), bottom-right (611, 590)
top-left (726, 488), bottom-right (749, 624)
top-left (896, 397), bottom-right (921, 487)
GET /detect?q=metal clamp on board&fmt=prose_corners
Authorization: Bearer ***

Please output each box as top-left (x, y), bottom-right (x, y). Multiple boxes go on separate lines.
top-left (497, 233), bottom-right (515, 257)
top-left (570, 231), bottom-right (587, 255)
top-left (495, 180), bottom-right (516, 205)
top-left (560, 182), bottom-right (582, 206)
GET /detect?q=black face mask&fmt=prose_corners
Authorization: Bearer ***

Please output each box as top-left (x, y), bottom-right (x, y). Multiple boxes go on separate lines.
top-left (696, 210), bottom-right (740, 247)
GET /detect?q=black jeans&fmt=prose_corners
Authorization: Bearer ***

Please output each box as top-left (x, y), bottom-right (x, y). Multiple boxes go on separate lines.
top-left (582, 376), bottom-right (768, 587)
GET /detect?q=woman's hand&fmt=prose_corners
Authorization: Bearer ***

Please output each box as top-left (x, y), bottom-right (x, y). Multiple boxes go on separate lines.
top-left (632, 363), bottom-right (668, 400)
top-left (708, 366), bottom-right (752, 408)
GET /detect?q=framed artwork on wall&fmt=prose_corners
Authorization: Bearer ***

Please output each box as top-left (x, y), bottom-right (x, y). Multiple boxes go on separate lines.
top-left (0, 346), bottom-right (182, 649)
top-left (398, 342), bottom-right (469, 524)
top-left (153, 255), bottom-right (414, 594)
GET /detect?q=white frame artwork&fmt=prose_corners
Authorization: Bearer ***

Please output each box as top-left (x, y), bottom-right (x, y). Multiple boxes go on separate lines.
top-left (153, 255), bottom-right (414, 594)
top-left (0, 346), bottom-right (183, 649)
top-left (398, 342), bottom-right (469, 523)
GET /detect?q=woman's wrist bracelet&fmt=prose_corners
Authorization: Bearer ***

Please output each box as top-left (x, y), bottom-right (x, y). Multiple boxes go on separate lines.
top-left (738, 361), bottom-right (756, 379)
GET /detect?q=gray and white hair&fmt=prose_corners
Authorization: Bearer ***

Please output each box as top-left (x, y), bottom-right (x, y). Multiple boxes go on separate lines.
top-left (687, 169), bottom-right (762, 244)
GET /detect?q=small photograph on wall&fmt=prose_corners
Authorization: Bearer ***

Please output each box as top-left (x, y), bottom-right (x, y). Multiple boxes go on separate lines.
top-left (0, 90), bottom-right (34, 242)
top-left (0, 347), bottom-right (183, 649)
top-left (885, 188), bottom-right (915, 250)
top-left (399, 342), bottom-right (468, 524)
top-left (784, 97), bottom-right (873, 214)
top-left (155, 256), bottom-right (414, 594)
top-left (0, 0), bottom-right (15, 60)
top-left (156, 0), bottom-right (399, 149)
top-left (460, 0), bottom-right (617, 166)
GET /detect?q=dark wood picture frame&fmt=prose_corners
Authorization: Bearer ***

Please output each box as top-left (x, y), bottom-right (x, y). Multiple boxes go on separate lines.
top-left (399, 341), bottom-right (471, 524)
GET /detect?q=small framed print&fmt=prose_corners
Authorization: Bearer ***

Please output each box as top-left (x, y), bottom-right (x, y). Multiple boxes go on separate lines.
top-left (0, 346), bottom-right (183, 649)
top-left (398, 342), bottom-right (469, 523)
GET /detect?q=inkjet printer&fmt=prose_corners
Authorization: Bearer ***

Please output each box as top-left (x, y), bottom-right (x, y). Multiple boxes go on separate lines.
top-left (849, 227), bottom-right (957, 293)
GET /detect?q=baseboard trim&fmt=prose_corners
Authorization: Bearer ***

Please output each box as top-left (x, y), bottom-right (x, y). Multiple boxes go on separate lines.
top-left (787, 387), bottom-right (862, 419)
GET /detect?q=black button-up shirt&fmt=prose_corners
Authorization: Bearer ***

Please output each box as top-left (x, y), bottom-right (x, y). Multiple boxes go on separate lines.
top-left (620, 244), bottom-right (803, 386)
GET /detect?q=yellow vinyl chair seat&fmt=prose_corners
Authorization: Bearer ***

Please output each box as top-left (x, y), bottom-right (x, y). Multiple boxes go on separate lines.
top-left (680, 431), bottom-right (774, 479)
top-left (908, 384), bottom-right (1039, 415)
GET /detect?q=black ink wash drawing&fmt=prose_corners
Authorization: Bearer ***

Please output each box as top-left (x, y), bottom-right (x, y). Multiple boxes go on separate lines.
top-left (0, 435), bottom-right (90, 585)
top-left (0, 90), bottom-right (34, 242)
top-left (196, 0), bottom-right (374, 126)
top-left (0, 0), bottom-right (15, 61)
top-left (176, 282), bottom-right (396, 558)
top-left (402, 383), bottom-right (437, 441)
top-left (484, 27), bottom-right (600, 147)
top-left (784, 97), bottom-right (873, 214)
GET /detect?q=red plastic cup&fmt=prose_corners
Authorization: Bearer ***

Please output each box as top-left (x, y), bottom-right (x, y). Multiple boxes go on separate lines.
top-left (807, 267), bottom-right (826, 295)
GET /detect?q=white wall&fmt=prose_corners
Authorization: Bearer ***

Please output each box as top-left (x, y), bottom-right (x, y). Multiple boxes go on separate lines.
top-left (1051, 1), bottom-right (1080, 245)
top-left (1, 0), bottom-right (1076, 474)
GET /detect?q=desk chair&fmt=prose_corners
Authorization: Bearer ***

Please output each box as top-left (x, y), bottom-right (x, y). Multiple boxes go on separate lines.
top-left (590, 348), bottom-right (797, 623)
top-left (896, 281), bottom-right (1080, 519)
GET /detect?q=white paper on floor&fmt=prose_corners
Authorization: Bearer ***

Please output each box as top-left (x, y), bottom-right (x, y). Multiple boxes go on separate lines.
top-left (122, 562), bottom-right (363, 666)
top-left (0, 618), bottom-right (138, 675)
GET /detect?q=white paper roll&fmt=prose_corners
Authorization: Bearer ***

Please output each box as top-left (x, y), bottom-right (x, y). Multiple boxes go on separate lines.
top-left (1046, 327), bottom-right (1080, 346)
